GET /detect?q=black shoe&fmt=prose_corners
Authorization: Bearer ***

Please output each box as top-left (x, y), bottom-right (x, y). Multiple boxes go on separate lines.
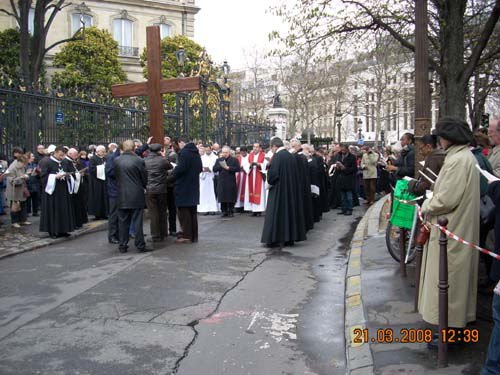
top-left (58, 233), bottom-right (71, 238)
top-left (32, 213), bottom-right (39, 217)
top-left (119, 247), bottom-right (128, 253)
top-left (169, 231), bottom-right (177, 236)
top-left (138, 247), bottom-right (153, 253)
top-left (109, 238), bottom-right (119, 244)
top-left (337, 210), bottom-right (346, 215)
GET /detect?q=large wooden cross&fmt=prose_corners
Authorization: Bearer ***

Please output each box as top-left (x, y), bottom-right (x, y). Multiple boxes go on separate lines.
top-left (112, 26), bottom-right (201, 143)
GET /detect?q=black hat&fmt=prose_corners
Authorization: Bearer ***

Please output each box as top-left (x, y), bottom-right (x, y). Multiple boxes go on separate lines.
top-left (240, 146), bottom-right (248, 152)
top-left (149, 143), bottom-right (162, 152)
top-left (436, 117), bottom-right (473, 145)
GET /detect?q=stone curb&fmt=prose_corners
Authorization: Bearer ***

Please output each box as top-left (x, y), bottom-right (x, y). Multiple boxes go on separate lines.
top-left (0, 220), bottom-right (108, 260)
top-left (344, 197), bottom-right (387, 374)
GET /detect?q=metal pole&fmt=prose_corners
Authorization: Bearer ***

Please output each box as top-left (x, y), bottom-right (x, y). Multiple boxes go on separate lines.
top-left (438, 217), bottom-right (449, 368)
top-left (399, 228), bottom-right (407, 277)
top-left (414, 242), bottom-right (424, 311)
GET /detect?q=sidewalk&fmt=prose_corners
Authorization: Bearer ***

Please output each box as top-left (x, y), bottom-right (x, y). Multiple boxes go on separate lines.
top-left (0, 214), bottom-right (107, 259)
top-left (345, 198), bottom-right (492, 374)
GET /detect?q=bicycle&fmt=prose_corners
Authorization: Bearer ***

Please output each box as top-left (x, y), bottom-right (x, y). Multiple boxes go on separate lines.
top-left (385, 221), bottom-right (418, 263)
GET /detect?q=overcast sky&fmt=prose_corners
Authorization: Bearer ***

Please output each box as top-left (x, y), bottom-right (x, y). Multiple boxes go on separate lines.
top-left (194, 0), bottom-right (284, 71)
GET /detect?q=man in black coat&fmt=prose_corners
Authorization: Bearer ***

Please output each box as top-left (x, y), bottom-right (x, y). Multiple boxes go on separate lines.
top-left (105, 148), bottom-right (120, 244)
top-left (290, 139), bottom-right (314, 232)
top-left (145, 144), bottom-right (172, 242)
top-left (114, 140), bottom-right (149, 253)
top-left (213, 146), bottom-right (240, 217)
top-left (335, 144), bottom-right (357, 216)
top-left (261, 137), bottom-right (306, 250)
top-left (173, 136), bottom-right (203, 244)
top-left (88, 145), bottom-right (109, 219)
top-left (387, 132), bottom-right (415, 179)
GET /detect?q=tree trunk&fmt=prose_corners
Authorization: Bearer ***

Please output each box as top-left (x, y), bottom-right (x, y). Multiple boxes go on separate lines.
top-left (374, 98), bottom-right (382, 148)
top-left (438, 0), bottom-right (467, 119)
top-left (18, 1), bottom-right (32, 87)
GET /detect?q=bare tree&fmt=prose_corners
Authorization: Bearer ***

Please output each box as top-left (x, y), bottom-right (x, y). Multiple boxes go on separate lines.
top-left (1, 0), bottom-right (78, 89)
top-left (270, 0), bottom-right (500, 120)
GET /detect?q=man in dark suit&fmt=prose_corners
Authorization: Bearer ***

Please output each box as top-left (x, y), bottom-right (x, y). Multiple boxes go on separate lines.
top-left (213, 146), bottom-right (240, 217)
top-left (173, 136), bottom-right (203, 244)
top-left (114, 140), bottom-right (149, 253)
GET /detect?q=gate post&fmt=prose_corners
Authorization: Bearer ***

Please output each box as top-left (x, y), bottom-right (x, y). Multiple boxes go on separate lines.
top-left (438, 217), bottom-right (449, 368)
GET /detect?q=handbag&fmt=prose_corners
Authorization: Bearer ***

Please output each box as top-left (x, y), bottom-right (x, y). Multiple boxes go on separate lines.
top-left (480, 195), bottom-right (496, 227)
top-left (11, 201), bottom-right (21, 213)
top-left (415, 223), bottom-right (430, 246)
top-left (23, 187), bottom-right (30, 198)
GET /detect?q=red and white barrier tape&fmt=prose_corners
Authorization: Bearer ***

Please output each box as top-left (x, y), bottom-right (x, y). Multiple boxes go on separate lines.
top-left (392, 197), bottom-right (500, 261)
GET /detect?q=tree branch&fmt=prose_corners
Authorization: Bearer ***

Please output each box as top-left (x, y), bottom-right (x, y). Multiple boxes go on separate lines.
top-left (341, 0), bottom-right (441, 74)
top-left (0, 8), bottom-right (17, 19)
top-left (44, 0), bottom-right (67, 33)
top-left (462, 0), bottom-right (500, 84)
top-left (7, 0), bottom-right (20, 22)
top-left (45, 36), bottom-right (82, 54)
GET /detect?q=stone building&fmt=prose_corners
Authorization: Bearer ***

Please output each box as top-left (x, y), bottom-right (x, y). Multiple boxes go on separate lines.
top-left (0, 0), bottom-right (199, 82)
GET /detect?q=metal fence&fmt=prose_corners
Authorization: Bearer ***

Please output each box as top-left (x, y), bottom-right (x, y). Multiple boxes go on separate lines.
top-left (0, 86), bottom-right (276, 156)
top-left (0, 87), bottom-right (149, 156)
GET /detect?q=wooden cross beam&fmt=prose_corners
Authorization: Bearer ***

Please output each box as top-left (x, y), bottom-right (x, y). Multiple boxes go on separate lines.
top-left (112, 26), bottom-right (201, 143)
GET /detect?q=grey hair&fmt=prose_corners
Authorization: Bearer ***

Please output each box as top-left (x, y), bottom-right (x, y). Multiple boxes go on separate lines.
top-left (96, 145), bottom-right (106, 153)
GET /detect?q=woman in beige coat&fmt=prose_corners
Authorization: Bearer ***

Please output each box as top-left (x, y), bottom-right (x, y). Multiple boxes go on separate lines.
top-left (419, 117), bottom-right (480, 329)
top-left (5, 154), bottom-right (31, 228)
top-left (361, 146), bottom-right (379, 205)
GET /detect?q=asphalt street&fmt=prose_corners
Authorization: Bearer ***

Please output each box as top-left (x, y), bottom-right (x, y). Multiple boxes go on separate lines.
top-left (0, 209), bottom-right (362, 375)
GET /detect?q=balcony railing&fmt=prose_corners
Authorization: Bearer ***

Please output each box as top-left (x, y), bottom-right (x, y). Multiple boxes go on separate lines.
top-left (118, 45), bottom-right (139, 57)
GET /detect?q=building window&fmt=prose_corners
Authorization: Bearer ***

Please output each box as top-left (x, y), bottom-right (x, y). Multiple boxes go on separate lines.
top-left (28, 8), bottom-right (35, 34)
top-left (113, 18), bottom-right (136, 56)
top-left (157, 23), bottom-right (171, 39)
top-left (72, 13), bottom-right (93, 34)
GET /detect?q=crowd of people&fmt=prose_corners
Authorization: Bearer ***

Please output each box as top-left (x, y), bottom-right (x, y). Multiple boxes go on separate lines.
top-left (2, 115), bottom-right (500, 371)
top-left (0, 134), bottom-right (400, 247)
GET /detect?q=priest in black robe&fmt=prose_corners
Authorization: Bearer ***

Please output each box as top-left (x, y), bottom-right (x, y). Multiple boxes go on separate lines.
top-left (66, 148), bottom-right (88, 228)
top-left (88, 145), bottom-right (108, 219)
top-left (261, 137), bottom-right (306, 249)
top-left (305, 145), bottom-right (323, 223)
top-left (290, 139), bottom-right (314, 232)
top-left (213, 146), bottom-right (240, 217)
top-left (40, 146), bottom-right (76, 238)
top-left (316, 149), bottom-right (330, 214)
top-left (328, 146), bottom-right (342, 209)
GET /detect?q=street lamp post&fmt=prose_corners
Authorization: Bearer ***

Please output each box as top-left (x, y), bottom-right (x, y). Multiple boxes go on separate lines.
top-left (357, 119), bottom-right (363, 141)
top-left (335, 110), bottom-right (342, 142)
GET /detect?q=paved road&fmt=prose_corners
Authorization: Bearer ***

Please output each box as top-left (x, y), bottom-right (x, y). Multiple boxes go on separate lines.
top-left (0, 209), bottom-right (362, 375)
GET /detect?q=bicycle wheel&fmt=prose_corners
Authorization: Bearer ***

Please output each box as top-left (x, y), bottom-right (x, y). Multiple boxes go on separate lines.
top-left (385, 222), bottom-right (417, 263)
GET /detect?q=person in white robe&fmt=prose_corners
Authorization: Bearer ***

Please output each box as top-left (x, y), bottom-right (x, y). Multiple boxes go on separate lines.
top-left (244, 143), bottom-right (268, 215)
top-left (235, 146), bottom-right (249, 211)
top-left (198, 146), bottom-right (219, 214)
